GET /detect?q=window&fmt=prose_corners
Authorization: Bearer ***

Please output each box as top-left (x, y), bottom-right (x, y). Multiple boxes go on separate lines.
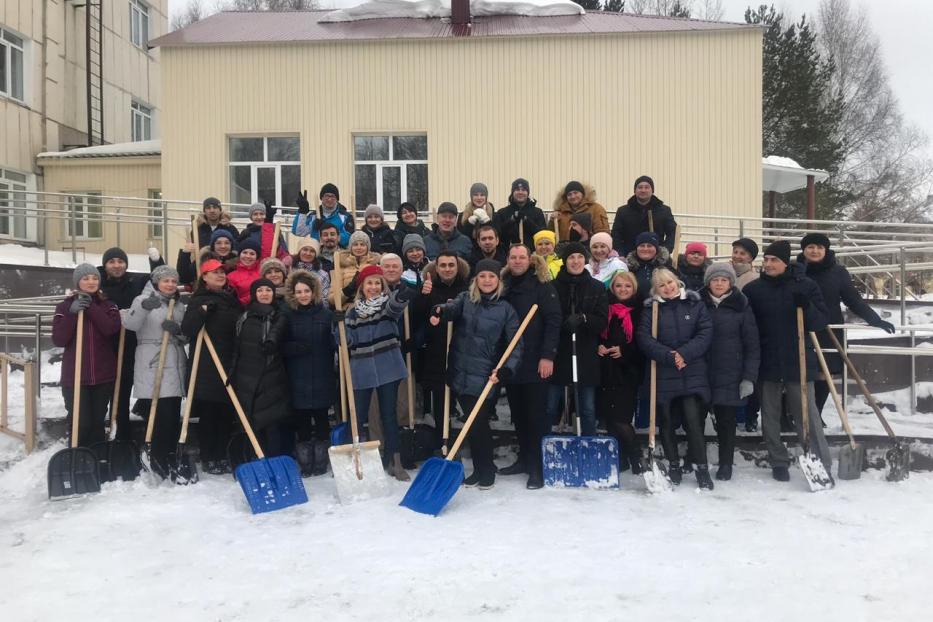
top-left (148, 189), bottom-right (162, 239)
top-left (131, 101), bottom-right (152, 141)
top-left (0, 169), bottom-right (28, 239)
top-left (66, 193), bottom-right (103, 240)
top-left (354, 134), bottom-right (428, 216)
top-left (228, 136), bottom-right (301, 215)
top-left (130, 0), bottom-right (149, 49)
top-left (0, 27), bottom-right (25, 102)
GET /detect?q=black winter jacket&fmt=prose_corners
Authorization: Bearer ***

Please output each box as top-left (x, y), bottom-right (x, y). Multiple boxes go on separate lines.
top-left (393, 219), bottom-right (431, 252)
top-left (282, 271), bottom-right (337, 411)
top-left (551, 268), bottom-right (609, 387)
top-left (611, 195), bottom-right (677, 256)
top-left (676, 255), bottom-right (711, 294)
top-left (363, 224), bottom-right (397, 255)
top-left (701, 288), bottom-right (760, 406)
top-left (492, 198), bottom-right (546, 249)
top-left (626, 247), bottom-right (673, 300)
top-left (599, 294), bottom-right (644, 388)
top-left (468, 246), bottom-right (508, 276)
top-left (500, 256), bottom-right (562, 384)
top-left (743, 263), bottom-right (829, 383)
top-left (232, 302), bottom-right (290, 430)
top-left (98, 267), bottom-right (148, 358)
top-left (180, 286), bottom-right (242, 403)
top-left (412, 258), bottom-right (471, 388)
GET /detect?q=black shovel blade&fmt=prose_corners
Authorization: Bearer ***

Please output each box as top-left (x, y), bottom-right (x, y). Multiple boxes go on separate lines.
top-left (170, 448), bottom-right (200, 486)
top-left (48, 448), bottom-right (101, 499)
top-left (885, 443), bottom-right (910, 482)
top-left (89, 441), bottom-right (115, 483)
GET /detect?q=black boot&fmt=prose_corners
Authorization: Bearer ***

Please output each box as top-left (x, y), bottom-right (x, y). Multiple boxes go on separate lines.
top-left (772, 466), bottom-right (790, 482)
top-left (526, 465), bottom-right (544, 490)
top-left (463, 471), bottom-right (481, 487)
top-left (668, 462), bottom-right (683, 485)
top-left (696, 465), bottom-right (714, 490)
top-left (715, 464), bottom-right (733, 481)
top-left (498, 460), bottom-right (527, 476)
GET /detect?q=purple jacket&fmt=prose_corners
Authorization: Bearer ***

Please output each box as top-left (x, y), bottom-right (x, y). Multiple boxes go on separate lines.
top-left (52, 294), bottom-right (122, 387)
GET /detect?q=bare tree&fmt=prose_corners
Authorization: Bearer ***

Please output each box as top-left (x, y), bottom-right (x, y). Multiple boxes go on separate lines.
top-left (227, 0), bottom-right (317, 8)
top-left (627, 0), bottom-right (690, 16)
top-left (694, 0), bottom-right (723, 20)
top-left (171, 0), bottom-right (206, 31)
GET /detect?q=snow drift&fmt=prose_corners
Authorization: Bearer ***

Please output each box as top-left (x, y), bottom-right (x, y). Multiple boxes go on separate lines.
top-left (322, 0), bottom-right (584, 23)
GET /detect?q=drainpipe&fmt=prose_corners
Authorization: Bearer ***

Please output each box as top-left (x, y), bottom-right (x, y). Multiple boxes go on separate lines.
top-left (451, 0), bottom-right (471, 36)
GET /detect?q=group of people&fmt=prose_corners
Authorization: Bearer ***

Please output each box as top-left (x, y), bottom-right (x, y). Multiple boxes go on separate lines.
top-left (50, 174), bottom-right (896, 491)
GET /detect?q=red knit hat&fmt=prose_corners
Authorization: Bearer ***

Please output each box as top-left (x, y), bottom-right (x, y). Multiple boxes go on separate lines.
top-left (685, 242), bottom-right (708, 257)
top-left (356, 264), bottom-right (384, 286)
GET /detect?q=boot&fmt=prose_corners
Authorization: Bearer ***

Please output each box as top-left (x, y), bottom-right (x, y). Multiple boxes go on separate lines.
top-left (668, 462), bottom-right (683, 485)
top-left (498, 459), bottom-right (526, 476)
top-left (715, 464), bottom-right (733, 481)
top-left (463, 471), bottom-right (481, 487)
top-left (629, 454), bottom-right (644, 476)
top-left (526, 465), bottom-right (544, 490)
top-left (772, 465), bottom-right (790, 482)
top-left (696, 465), bottom-right (714, 490)
top-left (390, 453), bottom-right (410, 482)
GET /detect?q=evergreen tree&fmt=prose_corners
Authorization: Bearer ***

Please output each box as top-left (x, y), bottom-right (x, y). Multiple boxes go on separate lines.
top-left (576, 0), bottom-right (603, 9)
top-left (603, 0), bottom-right (626, 11)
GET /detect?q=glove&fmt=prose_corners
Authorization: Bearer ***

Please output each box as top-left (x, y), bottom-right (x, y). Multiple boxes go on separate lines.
top-left (199, 301), bottom-right (217, 317)
top-left (496, 366), bottom-right (513, 383)
top-left (147, 247), bottom-right (161, 262)
top-left (260, 340), bottom-right (277, 355)
top-left (141, 293), bottom-right (162, 310)
top-left (312, 217), bottom-right (324, 232)
top-left (511, 208), bottom-right (523, 223)
top-left (467, 214), bottom-right (479, 225)
top-left (873, 319), bottom-right (896, 334)
top-left (395, 282), bottom-right (417, 304)
top-left (69, 293), bottom-right (92, 315)
top-left (333, 309), bottom-right (347, 323)
top-left (739, 380), bottom-right (755, 399)
top-left (563, 313), bottom-right (585, 332)
top-left (296, 190), bottom-right (310, 215)
top-left (474, 209), bottom-right (491, 224)
top-left (264, 200), bottom-right (277, 223)
top-left (342, 279), bottom-right (359, 300)
top-left (400, 338), bottom-right (415, 355)
top-left (161, 319), bottom-right (181, 335)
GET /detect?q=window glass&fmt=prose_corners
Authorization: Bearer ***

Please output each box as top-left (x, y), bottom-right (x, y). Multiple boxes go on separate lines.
top-left (268, 137), bottom-right (299, 162)
top-left (353, 134), bottom-right (428, 215)
top-left (227, 136), bottom-right (301, 208)
top-left (393, 135), bottom-right (427, 161)
top-left (280, 165), bottom-right (301, 208)
top-left (354, 164), bottom-right (377, 213)
top-left (229, 137), bottom-right (263, 162)
top-left (382, 166), bottom-right (401, 214)
top-left (354, 136), bottom-right (389, 161)
top-left (10, 47), bottom-right (21, 99)
top-left (406, 164), bottom-right (429, 213)
top-left (229, 165), bottom-right (251, 205)
top-left (257, 167), bottom-right (276, 205)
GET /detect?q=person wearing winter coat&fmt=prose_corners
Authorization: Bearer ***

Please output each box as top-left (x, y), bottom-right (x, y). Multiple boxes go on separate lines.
top-left (400, 234), bottom-right (431, 287)
top-left (700, 263), bottom-right (760, 482)
top-left (292, 183), bottom-right (355, 248)
top-left (259, 257), bottom-right (289, 310)
top-left (467, 223), bottom-right (508, 275)
top-left (500, 246), bottom-right (562, 489)
top-left (431, 259), bottom-right (523, 489)
top-left (626, 231), bottom-right (673, 301)
top-left (227, 238), bottom-right (263, 306)
top-left (180, 259), bottom-right (242, 474)
top-left (533, 230), bottom-right (562, 280)
top-left (175, 197), bottom-right (239, 285)
top-left (52, 264), bottom-right (123, 447)
top-left (291, 236), bottom-right (333, 303)
top-left (122, 266), bottom-right (187, 473)
top-left (611, 176), bottom-right (678, 256)
top-left (392, 202), bottom-right (431, 253)
top-left (361, 204), bottom-right (397, 255)
top-left (546, 242), bottom-right (609, 437)
top-left (237, 202), bottom-right (290, 264)
top-left (636, 268), bottom-right (714, 489)
top-left (330, 231), bottom-right (382, 310)
top-left (424, 202), bottom-right (473, 261)
top-left (458, 182), bottom-right (495, 243)
top-left (586, 232), bottom-right (628, 288)
top-left (178, 228), bottom-right (239, 286)
top-left (743, 240), bottom-right (832, 482)
top-left (798, 232), bottom-right (896, 415)
top-left (412, 252), bottom-right (471, 445)
top-left (493, 178), bottom-right (546, 249)
top-left (597, 270), bottom-right (645, 474)
top-left (551, 181), bottom-right (610, 241)
top-left (342, 265), bottom-right (418, 480)
top-left (731, 238), bottom-right (760, 291)
top-left (676, 242), bottom-right (712, 293)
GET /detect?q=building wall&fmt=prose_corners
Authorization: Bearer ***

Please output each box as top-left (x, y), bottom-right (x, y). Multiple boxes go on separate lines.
top-left (160, 27), bottom-right (762, 257)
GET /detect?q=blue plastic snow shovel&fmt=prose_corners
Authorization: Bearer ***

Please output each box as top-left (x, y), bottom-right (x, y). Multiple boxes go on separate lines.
top-left (401, 304), bottom-right (538, 516)
top-left (202, 332), bottom-right (308, 514)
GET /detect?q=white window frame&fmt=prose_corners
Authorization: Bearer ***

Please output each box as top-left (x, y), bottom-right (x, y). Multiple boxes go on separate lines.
top-left (353, 134), bottom-right (428, 216)
top-left (147, 189), bottom-right (162, 239)
top-left (227, 135), bottom-right (301, 216)
top-left (65, 192), bottom-right (103, 240)
top-left (131, 101), bottom-right (152, 141)
top-left (0, 26), bottom-right (26, 103)
top-left (129, 0), bottom-right (150, 49)
top-left (0, 168), bottom-right (36, 241)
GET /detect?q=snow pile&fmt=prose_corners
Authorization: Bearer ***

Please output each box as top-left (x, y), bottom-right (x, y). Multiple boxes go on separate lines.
top-left (322, 0), bottom-right (583, 22)
top-left (763, 155), bottom-right (804, 169)
top-left (0, 243), bottom-right (152, 272)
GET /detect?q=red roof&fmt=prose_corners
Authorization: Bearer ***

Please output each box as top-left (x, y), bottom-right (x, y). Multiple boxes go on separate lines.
top-left (151, 10), bottom-right (753, 48)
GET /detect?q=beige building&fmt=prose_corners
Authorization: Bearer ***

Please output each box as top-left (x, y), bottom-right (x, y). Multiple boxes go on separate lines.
top-left (0, 0), bottom-right (166, 244)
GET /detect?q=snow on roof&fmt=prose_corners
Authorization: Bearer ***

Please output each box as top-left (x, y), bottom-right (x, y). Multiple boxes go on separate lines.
top-left (322, 0), bottom-right (582, 23)
top-left (762, 155), bottom-right (829, 193)
top-left (36, 140), bottom-right (161, 160)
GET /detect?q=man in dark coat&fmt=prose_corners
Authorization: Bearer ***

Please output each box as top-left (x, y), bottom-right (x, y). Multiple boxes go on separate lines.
top-left (98, 247), bottom-right (148, 440)
top-left (744, 240), bottom-right (832, 482)
top-left (500, 245), bottom-right (562, 489)
top-left (611, 175), bottom-right (677, 256)
top-left (424, 202), bottom-right (473, 261)
top-left (493, 178), bottom-right (546, 249)
top-left (468, 223), bottom-right (508, 275)
top-left (546, 242), bottom-right (608, 436)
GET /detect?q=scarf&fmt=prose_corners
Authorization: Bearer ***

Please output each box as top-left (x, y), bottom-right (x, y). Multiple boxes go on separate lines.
top-left (354, 292), bottom-right (388, 318)
top-left (602, 298), bottom-right (635, 343)
top-left (708, 292), bottom-right (728, 307)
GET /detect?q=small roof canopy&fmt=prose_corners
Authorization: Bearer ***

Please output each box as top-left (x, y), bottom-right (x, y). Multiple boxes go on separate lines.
top-left (762, 155), bottom-right (829, 194)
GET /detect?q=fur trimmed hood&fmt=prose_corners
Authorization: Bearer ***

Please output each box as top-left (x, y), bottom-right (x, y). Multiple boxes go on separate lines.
top-left (285, 269), bottom-right (323, 309)
top-left (626, 246), bottom-right (671, 271)
top-left (336, 249), bottom-right (381, 270)
top-left (553, 183), bottom-right (599, 216)
top-left (500, 253), bottom-right (551, 285)
top-left (422, 256), bottom-right (471, 284)
top-left (195, 210), bottom-right (234, 228)
top-left (197, 245), bottom-right (238, 272)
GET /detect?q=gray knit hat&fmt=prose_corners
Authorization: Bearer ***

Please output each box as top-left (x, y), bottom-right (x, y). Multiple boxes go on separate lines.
top-left (150, 264), bottom-right (180, 286)
top-left (704, 262), bottom-right (736, 287)
top-left (470, 182), bottom-right (488, 197)
top-left (364, 204), bottom-right (384, 221)
top-left (349, 230), bottom-right (371, 250)
top-left (73, 263), bottom-right (99, 289)
top-left (249, 203), bottom-right (265, 217)
top-left (402, 234), bottom-right (426, 255)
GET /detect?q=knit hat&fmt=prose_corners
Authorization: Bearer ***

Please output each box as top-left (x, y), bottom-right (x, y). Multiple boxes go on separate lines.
top-left (102, 247), bottom-right (128, 265)
top-left (260, 257), bottom-right (287, 278)
top-left (397, 202), bottom-right (417, 219)
top-left (356, 264), bottom-right (384, 286)
top-left (72, 263), bottom-right (98, 290)
top-left (704, 262), bottom-right (736, 287)
top-left (238, 238), bottom-right (261, 255)
top-left (533, 230), bottom-right (556, 246)
top-left (800, 232), bottom-right (831, 250)
top-left (564, 180), bottom-right (585, 197)
top-left (511, 178), bottom-right (530, 194)
top-left (364, 204), bottom-right (384, 221)
top-left (202, 196), bottom-right (221, 209)
top-left (470, 182), bottom-right (488, 197)
top-left (560, 241), bottom-right (588, 263)
top-left (402, 234), bottom-right (426, 255)
top-left (200, 258), bottom-right (223, 274)
top-left (248, 203), bottom-right (265, 218)
top-left (685, 242), bottom-right (708, 257)
top-left (570, 212), bottom-right (592, 232)
top-left (250, 278), bottom-right (276, 302)
top-left (349, 230), bottom-right (371, 250)
top-left (590, 232), bottom-right (613, 249)
top-left (436, 202), bottom-right (458, 217)
top-left (635, 231), bottom-right (660, 249)
top-left (295, 236), bottom-right (320, 255)
top-left (319, 183), bottom-right (339, 200)
top-left (633, 175), bottom-right (655, 191)
top-left (732, 237), bottom-right (759, 260)
top-left (763, 240), bottom-right (792, 265)
top-left (474, 258), bottom-right (502, 276)
top-left (150, 265), bottom-right (179, 286)
top-left (210, 228), bottom-right (235, 249)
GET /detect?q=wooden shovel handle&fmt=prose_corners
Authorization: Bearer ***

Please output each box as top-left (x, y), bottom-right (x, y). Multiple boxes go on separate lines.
top-left (648, 301), bottom-right (658, 450)
top-left (403, 307), bottom-right (415, 429)
top-left (672, 224), bottom-right (681, 268)
top-left (337, 322), bottom-right (362, 443)
top-left (146, 298), bottom-right (176, 443)
top-left (191, 214), bottom-right (201, 278)
top-left (810, 332), bottom-right (857, 450)
top-left (202, 332), bottom-right (265, 459)
top-left (442, 321), bottom-right (452, 455)
top-left (796, 308), bottom-right (810, 445)
top-left (269, 221), bottom-right (281, 259)
top-left (71, 310), bottom-right (84, 449)
top-left (447, 304), bottom-right (538, 461)
top-left (178, 329), bottom-right (204, 444)
top-left (109, 327), bottom-right (126, 440)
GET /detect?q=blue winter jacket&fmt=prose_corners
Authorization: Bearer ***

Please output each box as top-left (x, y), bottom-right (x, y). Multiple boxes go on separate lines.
top-left (423, 225), bottom-right (473, 261)
top-left (341, 286), bottom-right (413, 390)
top-left (636, 290), bottom-right (713, 406)
top-left (700, 287), bottom-right (760, 406)
top-left (291, 203), bottom-right (355, 248)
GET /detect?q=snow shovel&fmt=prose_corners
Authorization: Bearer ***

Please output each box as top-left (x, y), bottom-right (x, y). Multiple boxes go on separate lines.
top-left (202, 332), bottom-right (308, 514)
top-left (642, 301), bottom-right (673, 494)
top-left (171, 328), bottom-right (203, 485)
top-left (140, 299), bottom-right (177, 480)
top-left (398, 307), bottom-right (423, 468)
top-left (810, 332), bottom-right (863, 480)
top-left (825, 329), bottom-right (910, 482)
top-left (48, 310), bottom-right (101, 499)
top-left (90, 327), bottom-right (141, 483)
top-left (441, 322), bottom-right (453, 456)
top-left (330, 339), bottom-right (351, 447)
top-left (542, 329), bottom-right (620, 489)
top-left (796, 309), bottom-right (834, 492)
top-left (400, 304), bottom-right (538, 516)
top-left (329, 321), bottom-right (390, 504)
